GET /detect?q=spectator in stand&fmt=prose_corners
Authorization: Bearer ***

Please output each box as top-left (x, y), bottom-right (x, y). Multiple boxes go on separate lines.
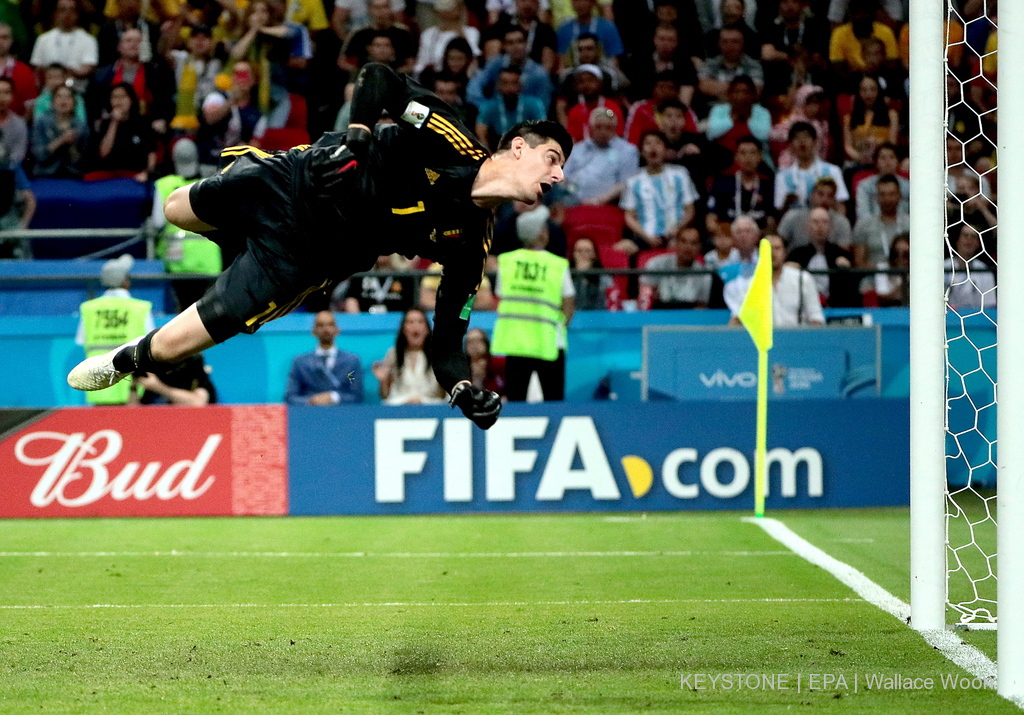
top-left (431, 71), bottom-right (478, 128)
top-left (166, 24), bottom-right (222, 134)
top-left (30, 0), bottom-right (99, 94)
top-left (285, 310), bottom-right (364, 405)
top-left (340, 0), bottom-right (415, 74)
top-left (855, 143), bottom-right (908, 220)
top-left (851, 174), bottom-right (908, 267)
top-left (622, 22), bottom-right (697, 107)
top-left (89, 28), bottom-right (175, 137)
top-left (769, 85), bottom-right (829, 168)
top-left (610, 0), bottom-right (703, 71)
top-left (758, 0), bottom-right (830, 103)
top-left (87, 82), bottom-right (157, 181)
top-left (0, 23), bottom-right (36, 115)
top-left (718, 213), bottom-right (760, 278)
top-left (32, 84), bottom-right (89, 176)
top-left (704, 0), bottom-right (759, 59)
top-left (486, 0), bottom-right (551, 26)
top-left (828, 0), bottom-right (898, 79)
top-left (465, 327), bottom-right (506, 398)
top-left (841, 73), bottom-right (899, 169)
top-left (707, 135), bottom-right (774, 230)
top-left (556, 0), bottom-right (623, 67)
top-left (229, 0), bottom-right (301, 128)
top-left (413, 0), bottom-right (481, 78)
top-left (96, 0), bottom-right (157, 67)
top-left (30, 63), bottom-right (87, 122)
top-left (860, 232), bottom-right (908, 307)
top-left (774, 121), bottom-right (848, 212)
top-left (372, 307), bottom-right (447, 405)
top-left (946, 134), bottom-right (992, 200)
top-left (703, 225), bottom-right (733, 270)
top-left (196, 61), bottom-right (265, 170)
top-left (945, 224), bottom-right (996, 312)
top-left (951, 174), bottom-right (997, 251)
top-left (482, 0), bottom-right (557, 73)
top-left (467, 24), bottom-right (554, 111)
top-left (555, 32), bottom-right (629, 110)
top-left (777, 176), bottom-right (851, 249)
top-left (563, 106), bottom-right (638, 205)
top-left (474, 66), bottom-right (547, 149)
top-left (639, 226), bottom-right (713, 309)
top-left (419, 36), bottom-right (477, 93)
top-left (854, 36), bottom-right (904, 100)
top-left (728, 233), bottom-right (824, 326)
top-left (828, 0), bottom-right (903, 23)
top-left (705, 74), bottom-right (770, 174)
top-left (697, 24), bottom-right (763, 104)
top-left (569, 236), bottom-right (614, 309)
top-left (332, 0), bottom-right (405, 49)
top-left (656, 96), bottom-right (707, 184)
top-left (550, 0), bottom-right (612, 28)
top-left (619, 129), bottom-right (699, 256)
top-left (563, 64), bottom-right (624, 142)
top-left (0, 77), bottom-right (27, 167)
top-left (132, 353), bottom-right (218, 405)
top-left (342, 253), bottom-right (416, 314)
top-left (624, 71), bottom-right (681, 146)
top-left (786, 207), bottom-right (860, 307)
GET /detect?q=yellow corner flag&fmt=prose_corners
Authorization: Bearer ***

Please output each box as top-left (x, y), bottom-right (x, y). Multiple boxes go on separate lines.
top-left (738, 239), bottom-right (774, 352)
top-left (739, 239), bottom-right (774, 518)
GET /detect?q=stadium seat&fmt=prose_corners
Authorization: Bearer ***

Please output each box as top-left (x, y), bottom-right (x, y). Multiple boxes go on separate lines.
top-left (597, 245), bottom-right (630, 297)
top-left (259, 94), bottom-right (311, 151)
top-left (563, 204), bottom-right (625, 251)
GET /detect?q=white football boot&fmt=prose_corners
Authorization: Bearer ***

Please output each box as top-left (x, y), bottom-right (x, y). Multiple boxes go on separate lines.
top-left (67, 336), bottom-right (142, 391)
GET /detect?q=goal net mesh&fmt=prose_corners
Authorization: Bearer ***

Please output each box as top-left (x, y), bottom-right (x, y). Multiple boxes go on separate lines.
top-left (944, 0), bottom-right (998, 626)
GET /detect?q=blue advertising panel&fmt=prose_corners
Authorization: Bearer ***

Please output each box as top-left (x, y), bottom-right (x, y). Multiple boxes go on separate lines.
top-left (288, 400), bottom-right (909, 515)
top-left (644, 326), bottom-right (880, 401)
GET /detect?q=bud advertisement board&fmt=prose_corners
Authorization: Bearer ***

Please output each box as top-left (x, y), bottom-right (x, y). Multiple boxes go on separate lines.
top-left (288, 400), bottom-right (910, 515)
top-left (0, 406), bottom-right (288, 518)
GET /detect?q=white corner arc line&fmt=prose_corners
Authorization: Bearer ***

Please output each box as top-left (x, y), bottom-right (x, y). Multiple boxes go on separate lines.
top-left (744, 516), bottom-right (1024, 710)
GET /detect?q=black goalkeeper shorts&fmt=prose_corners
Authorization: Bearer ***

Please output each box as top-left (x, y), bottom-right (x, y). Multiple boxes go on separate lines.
top-left (188, 147), bottom-right (369, 343)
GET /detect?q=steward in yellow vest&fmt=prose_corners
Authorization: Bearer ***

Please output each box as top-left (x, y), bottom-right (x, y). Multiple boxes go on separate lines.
top-left (76, 255), bottom-right (154, 405)
top-left (491, 205), bottom-right (575, 401)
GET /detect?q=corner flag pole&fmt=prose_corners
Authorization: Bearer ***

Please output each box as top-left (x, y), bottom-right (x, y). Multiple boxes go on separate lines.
top-left (738, 239), bottom-right (774, 518)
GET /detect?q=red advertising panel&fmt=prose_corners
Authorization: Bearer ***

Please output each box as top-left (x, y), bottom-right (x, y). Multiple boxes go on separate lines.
top-left (0, 406), bottom-right (287, 518)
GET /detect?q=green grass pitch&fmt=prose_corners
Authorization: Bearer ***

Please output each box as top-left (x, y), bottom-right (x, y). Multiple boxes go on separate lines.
top-left (0, 508), bottom-right (1015, 713)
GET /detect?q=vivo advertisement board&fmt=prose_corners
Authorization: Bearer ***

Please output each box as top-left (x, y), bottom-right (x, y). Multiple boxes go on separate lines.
top-left (288, 401), bottom-right (909, 515)
top-left (644, 326), bottom-right (881, 401)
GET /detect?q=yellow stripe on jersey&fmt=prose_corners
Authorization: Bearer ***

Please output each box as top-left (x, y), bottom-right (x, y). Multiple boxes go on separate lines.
top-left (391, 201), bottom-right (426, 215)
top-left (221, 145), bottom-right (275, 159)
top-left (427, 116), bottom-right (486, 159)
top-left (245, 301), bottom-right (279, 327)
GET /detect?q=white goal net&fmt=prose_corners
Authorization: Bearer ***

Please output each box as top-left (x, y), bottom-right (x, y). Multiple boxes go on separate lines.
top-left (943, 0), bottom-right (998, 628)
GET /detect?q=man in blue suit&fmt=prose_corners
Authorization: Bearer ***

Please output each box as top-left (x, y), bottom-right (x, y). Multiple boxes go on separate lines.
top-left (285, 311), bottom-right (364, 405)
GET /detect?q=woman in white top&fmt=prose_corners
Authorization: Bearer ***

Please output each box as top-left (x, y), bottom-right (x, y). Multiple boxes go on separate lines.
top-left (414, 0), bottom-right (481, 76)
top-left (373, 308), bottom-right (447, 404)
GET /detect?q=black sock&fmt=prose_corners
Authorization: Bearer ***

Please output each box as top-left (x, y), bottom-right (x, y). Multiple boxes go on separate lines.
top-left (112, 329), bottom-right (159, 374)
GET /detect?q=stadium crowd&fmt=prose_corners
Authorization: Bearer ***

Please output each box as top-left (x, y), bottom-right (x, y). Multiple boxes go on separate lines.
top-left (0, 0), bottom-right (997, 318)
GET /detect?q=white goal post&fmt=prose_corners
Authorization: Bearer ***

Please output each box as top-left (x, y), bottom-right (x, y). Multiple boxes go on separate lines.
top-left (909, 0), bottom-right (1024, 699)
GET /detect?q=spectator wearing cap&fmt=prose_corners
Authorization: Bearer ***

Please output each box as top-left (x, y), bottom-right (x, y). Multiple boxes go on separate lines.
top-left (562, 105), bottom-right (638, 205)
top-left (30, 0), bottom-right (98, 95)
top-left (165, 25), bottom-right (223, 133)
top-left (697, 24), bottom-right (763, 104)
top-left (467, 24), bottom-right (554, 111)
top-left (74, 255), bottom-right (156, 405)
top-left (563, 63), bottom-right (624, 142)
top-left (556, 0), bottom-right (623, 67)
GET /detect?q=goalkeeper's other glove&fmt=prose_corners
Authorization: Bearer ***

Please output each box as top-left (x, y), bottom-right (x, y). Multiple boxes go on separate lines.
top-left (450, 382), bottom-right (502, 430)
top-left (308, 126), bottom-right (372, 194)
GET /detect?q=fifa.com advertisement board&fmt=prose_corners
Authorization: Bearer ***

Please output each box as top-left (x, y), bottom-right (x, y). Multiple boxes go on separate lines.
top-left (288, 401), bottom-right (910, 515)
top-left (0, 406), bottom-right (288, 518)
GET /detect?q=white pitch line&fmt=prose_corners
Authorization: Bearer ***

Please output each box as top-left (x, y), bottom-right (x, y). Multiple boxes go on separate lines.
top-left (0, 550), bottom-right (795, 559)
top-left (0, 597), bottom-right (863, 610)
top-left (745, 516), bottom-right (1024, 710)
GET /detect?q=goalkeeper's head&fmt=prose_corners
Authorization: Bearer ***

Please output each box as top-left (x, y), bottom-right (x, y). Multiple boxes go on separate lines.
top-left (480, 120), bottom-right (573, 206)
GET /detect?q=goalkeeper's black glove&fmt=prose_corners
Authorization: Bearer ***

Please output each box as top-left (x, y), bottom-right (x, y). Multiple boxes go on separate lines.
top-left (450, 382), bottom-right (502, 430)
top-left (307, 126), bottom-right (372, 195)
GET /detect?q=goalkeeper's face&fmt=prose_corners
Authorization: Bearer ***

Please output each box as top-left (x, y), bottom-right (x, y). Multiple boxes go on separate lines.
top-left (510, 138), bottom-right (566, 204)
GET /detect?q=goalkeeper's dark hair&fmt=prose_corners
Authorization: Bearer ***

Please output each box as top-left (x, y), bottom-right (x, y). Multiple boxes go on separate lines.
top-left (496, 120), bottom-right (573, 162)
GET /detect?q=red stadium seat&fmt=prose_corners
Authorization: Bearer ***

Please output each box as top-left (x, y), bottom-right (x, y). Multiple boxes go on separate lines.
top-left (259, 94), bottom-right (311, 151)
top-left (598, 245), bottom-right (630, 297)
top-left (563, 204), bottom-right (625, 251)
